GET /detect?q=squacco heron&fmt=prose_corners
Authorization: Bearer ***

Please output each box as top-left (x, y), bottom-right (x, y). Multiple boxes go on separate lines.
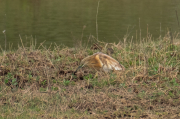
top-left (75, 52), bottom-right (124, 73)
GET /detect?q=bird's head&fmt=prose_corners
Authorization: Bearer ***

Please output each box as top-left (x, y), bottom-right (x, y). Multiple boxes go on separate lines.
top-left (74, 56), bottom-right (91, 73)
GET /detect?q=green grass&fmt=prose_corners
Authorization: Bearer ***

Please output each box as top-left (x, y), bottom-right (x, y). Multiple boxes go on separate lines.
top-left (0, 32), bottom-right (180, 118)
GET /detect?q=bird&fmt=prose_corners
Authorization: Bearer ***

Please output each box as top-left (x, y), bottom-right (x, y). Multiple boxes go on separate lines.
top-left (74, 52), bottom-right (125, 73)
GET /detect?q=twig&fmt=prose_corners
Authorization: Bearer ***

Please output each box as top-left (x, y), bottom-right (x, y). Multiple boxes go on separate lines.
top-left (3, 30), bottom-right (6, 51)
top-left (139, 18), bottom-right (141, 42)
top-left (3, 14), bottom-right (7, 51)
top-left (176, 10), bottom-right (179, 28)
top-left (96, 1), bottom-right (100, 41)
top-left (19, 34), bottom-right (25, 49)
top-left (37, 40), bottom-right (46, 49)
top-left (160, 22), bottom-right (161, 38)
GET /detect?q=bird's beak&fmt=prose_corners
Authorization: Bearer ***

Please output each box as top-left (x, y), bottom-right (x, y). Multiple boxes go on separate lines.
top-left (74, 65), bottom-right (83, 74)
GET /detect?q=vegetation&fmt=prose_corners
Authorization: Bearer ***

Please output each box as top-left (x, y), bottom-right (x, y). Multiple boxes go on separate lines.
top-left (0, 32), bottom-right (180, 118)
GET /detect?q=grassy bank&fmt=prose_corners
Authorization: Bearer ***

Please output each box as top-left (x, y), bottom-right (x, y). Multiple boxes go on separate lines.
top-left (0, 32), bottom-right (180, 118)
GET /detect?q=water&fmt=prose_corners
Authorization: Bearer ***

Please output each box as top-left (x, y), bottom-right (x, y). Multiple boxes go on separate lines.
top-left (0, 0), bottom-right (180, 49)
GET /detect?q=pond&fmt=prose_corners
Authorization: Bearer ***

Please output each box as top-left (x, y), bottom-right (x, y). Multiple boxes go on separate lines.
top-left (0, 0), bottom-right (180, 49)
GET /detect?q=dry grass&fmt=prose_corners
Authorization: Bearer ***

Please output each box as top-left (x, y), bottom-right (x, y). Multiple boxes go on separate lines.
top-left (0, 32), bottom-right (180, 118)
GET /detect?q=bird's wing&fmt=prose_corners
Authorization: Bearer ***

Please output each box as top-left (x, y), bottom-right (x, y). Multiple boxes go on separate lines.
top-left (96, 52), bottom-right (125, 72)
top-left (101, 53), bottom-right (124, 71)
top-left (109, 61), bottom-right (124, 70)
